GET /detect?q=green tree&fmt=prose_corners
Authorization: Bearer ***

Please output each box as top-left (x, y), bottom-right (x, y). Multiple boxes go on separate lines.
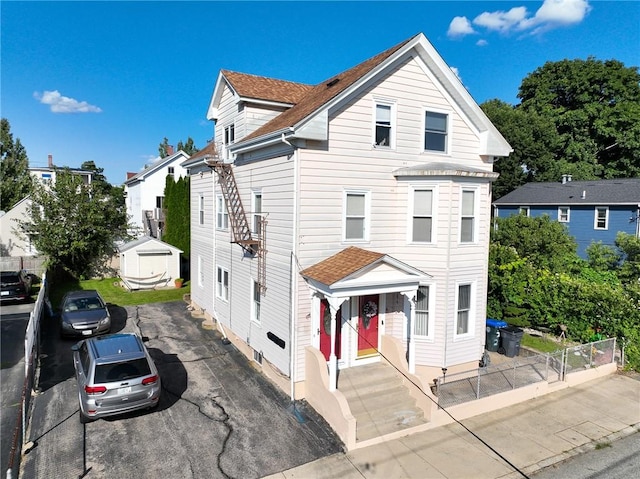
top-left (615, 232), bottom-right (640, 284)
top-left (0, 118), bottom-right (32, 211)
top-left (19, 168), bottom-right (129, 279)
top-left (491, 214), bottom-right (581, 273)
top-left (162, 175), bottom-right (190, 259)
top-left (481, 100), bottom-right (559, 199)
top-left (518, 58), bottom-right (640, 180)
top-left (159, 137), bottom-right (198, 158)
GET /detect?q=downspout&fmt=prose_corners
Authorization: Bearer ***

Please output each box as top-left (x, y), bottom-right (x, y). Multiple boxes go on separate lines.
top-left (636, 205), bottom-right (640, 238)
top-left (287, 137), bottom-right (299, 401)
top-left (443, 182), bottom-right (454, 372)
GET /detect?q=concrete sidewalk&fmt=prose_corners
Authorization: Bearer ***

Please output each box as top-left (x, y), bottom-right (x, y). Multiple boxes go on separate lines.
top-left (265, 372), bottom-right (640, 479)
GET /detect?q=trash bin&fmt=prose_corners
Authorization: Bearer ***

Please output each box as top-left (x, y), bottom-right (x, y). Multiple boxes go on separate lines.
top-left (500, 326), bottom-right (524, 358)
top-left (485, 319), bottom-right (508, 352)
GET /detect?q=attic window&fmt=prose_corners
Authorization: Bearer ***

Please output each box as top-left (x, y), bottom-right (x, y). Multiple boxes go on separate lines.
top-left (326, 77), bottom-right (340, 87)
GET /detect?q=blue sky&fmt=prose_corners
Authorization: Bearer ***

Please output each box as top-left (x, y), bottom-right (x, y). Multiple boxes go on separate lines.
top-left (2, 1), bottom-right (639, 185)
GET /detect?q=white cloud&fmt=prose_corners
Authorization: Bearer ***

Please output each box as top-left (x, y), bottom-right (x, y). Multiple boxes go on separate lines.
top-left (450, 67), bottom-right (462, 82)
top-left (449, 0), bottom-right (591, 40)
top-left (33, 90), bottom-right (102, 113)
top-left (473, 6), bottom-right (529, 32)
top-left (476, 39), bottom-right (489, 47)
top-left (447, 16), bottom-right (476, 38)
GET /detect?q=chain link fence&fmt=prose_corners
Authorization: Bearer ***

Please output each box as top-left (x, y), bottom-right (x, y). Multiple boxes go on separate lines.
top-left (436, 338), bottom-right (616, 409)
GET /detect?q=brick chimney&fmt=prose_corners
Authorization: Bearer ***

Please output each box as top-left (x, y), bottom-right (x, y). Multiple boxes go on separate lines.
top-left (166, 145), bottom-right (174, 156)
top-left (48, 154), bottom-right (53, 167)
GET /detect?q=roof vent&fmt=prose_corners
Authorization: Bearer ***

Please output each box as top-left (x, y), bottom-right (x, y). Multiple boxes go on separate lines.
top-left (326, 77), bottom-right (340, 87)
top-left (581, 190), bottom-right (586, 199)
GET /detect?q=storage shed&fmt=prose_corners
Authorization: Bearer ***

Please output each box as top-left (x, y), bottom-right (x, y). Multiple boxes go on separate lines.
top-left (118, 236), bottom-right (182, 290)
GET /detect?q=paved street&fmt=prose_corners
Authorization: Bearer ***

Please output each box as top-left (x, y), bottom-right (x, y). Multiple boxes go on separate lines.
top-left (20, 300), bottom-right (342, 478)
top-left (1, 301), bottom-right (34, 476)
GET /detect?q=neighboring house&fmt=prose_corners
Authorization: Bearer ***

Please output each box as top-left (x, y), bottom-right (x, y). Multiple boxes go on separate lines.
top-left (118, 236), bottom-right (182, 290)
top-left (493, 176), bottom-right (640, 257)
top-left (183, 33), bottom-right (511, 448)
top-left (1, 156), bottom-right (95, 257)
top-left (0, 197), bottom-right (35, 256)
top-left (124, 147), bottom-right (190, 239)
top-left (30, 154), bottom-right (94, 186)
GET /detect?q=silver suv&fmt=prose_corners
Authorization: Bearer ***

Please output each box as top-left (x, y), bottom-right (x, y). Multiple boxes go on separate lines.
top-left (72, 333), bottom-right (161, 423)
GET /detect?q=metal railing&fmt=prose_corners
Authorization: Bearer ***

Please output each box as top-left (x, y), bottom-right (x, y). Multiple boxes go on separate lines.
top-left (436, 338), bottom-right (616, 409)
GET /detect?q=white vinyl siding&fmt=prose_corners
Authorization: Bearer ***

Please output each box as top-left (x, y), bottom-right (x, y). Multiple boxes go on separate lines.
top-left (198, 256), bottom-right (204, 287)
top-left (594, 207), bottom-right (608, 230)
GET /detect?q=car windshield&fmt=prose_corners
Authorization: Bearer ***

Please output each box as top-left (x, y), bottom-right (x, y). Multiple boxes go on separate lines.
top-left (1, 272), bottom-right (20, 283)
top-left (65, 297), bottom-right (104, 312)
top-left (94, 358), bottom-right (152, 383)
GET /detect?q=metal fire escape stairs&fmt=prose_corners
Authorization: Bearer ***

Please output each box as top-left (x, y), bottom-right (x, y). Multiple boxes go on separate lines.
top-left (205, 149), bottom-right (267, 293)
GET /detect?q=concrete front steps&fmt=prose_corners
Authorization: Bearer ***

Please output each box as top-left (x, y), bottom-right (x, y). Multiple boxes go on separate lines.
top-left (338, 362), bottom-right (428, 443)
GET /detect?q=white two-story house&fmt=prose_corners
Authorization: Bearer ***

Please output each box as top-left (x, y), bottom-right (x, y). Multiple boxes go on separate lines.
top-left (124, 147), bottom-right (190, 238)
top-left (184, 33), bottom-right (511, 449)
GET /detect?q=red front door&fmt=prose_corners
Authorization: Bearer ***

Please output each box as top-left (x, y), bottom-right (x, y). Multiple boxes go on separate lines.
top-left (319, 299), bottom-right (341, 361)
top-left (358, 295), bottom-right (379, 357)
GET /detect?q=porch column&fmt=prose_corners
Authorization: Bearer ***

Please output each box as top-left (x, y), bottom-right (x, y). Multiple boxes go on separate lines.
top-left (326, 296), bottom-right (346, 392)
top-left (401, 290), bottom-right (417, 374)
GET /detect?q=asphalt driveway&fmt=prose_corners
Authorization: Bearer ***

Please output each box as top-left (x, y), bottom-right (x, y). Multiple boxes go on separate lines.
top-left (20, 300), bottom-right (342, 478)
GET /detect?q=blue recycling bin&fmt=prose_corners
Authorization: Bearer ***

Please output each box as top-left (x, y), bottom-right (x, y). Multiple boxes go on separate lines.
top-left (485, 319), bottom-right (508, 352)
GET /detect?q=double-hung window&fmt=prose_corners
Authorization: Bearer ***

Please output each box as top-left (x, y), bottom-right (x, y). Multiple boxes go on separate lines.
top-left (216, 195), bottom-right (228, 230)
top-left (519, 206), bottom-right (530, 217)
top-left (374, 102), bottom-right (393, 148)
top-left (460, 190), bottom-right (476, 243)
top-left (594, 207), bottom-right (608, 230)
top-left (168, 166), bottom-right (175, 177)
top-left (224, 124), bottom-right (235, 160)
top-left (412, 188), bottom-right (433, 243)
top-left (216, 267), bottom-right (229, 301)
top-left (424, 111), bottom-right (448, 153)
top-left (252, 281), bottom-right (261, 323)
top-left (414, 285), bottom-right (431, 337)
top-left (252, 191), bottom-right (263, 236)
top-left (198, 195), bottom-right (205, 225)
top-left (558, 206), bottom-right (570, 223)
top-left (456, 284), bottom-right (472, 336)
top-left (344, 191), bottom-right (369, 241)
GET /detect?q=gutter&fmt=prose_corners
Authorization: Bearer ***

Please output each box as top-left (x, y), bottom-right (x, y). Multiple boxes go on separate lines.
top-left (230, 128), bottom-right (295, 155)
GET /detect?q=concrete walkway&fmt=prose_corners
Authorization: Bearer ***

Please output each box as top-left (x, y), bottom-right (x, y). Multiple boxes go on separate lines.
top-left (265, 372), bottom-right (640, 479)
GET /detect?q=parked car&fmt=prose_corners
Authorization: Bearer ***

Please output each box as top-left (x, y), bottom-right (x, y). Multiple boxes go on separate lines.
top-left (60, 290), bottom-right (111, 338)
top-left (71, 333), bottom-right (161, 423)
top-left (0, 270), bottom-right (32, 302)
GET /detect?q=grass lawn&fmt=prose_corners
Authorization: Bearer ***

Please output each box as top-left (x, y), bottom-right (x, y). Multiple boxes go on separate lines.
top-left (48, 277), bottom-right (190, 310)
top-left (521, 333), bottom-right (564, 354)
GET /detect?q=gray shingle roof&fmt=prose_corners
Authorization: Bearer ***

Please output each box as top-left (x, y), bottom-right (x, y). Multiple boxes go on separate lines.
top-left (493, 178), bottom-right (640, 205)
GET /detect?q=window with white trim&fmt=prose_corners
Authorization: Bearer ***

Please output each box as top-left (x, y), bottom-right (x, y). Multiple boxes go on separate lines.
top-left (414, 285), bottom-right (431, 337)
top-left (411, 188), bottom-right (433, 243)
top-left (460, 190), bottom-right (476, 243)
top-left (224, 124), bottom-right (235, 160)
top-left (594, 207), bottom-right (608, 229)
top-left (252, 191), bottom-right (262, 236)
top-left (374, 101), bottom-right (394, 148)
top-left (216, 194), bottom-right (228, 230)
top-left (424, 111), bottom-right (448, 153)
top-left (455, 284), bottom-right (472, 336)
top-left (168, 166), bottom-right (175, 176)
top-left (519, 206), bottom-right (530, 217)
top-left (216, 266), bottom-right (229, 301)
top-left (344, 191), bottom-right (369, 241)
top-left (199, 195), bottom-right (205, 225)
top-left (252, 281), bottom-right (261, 323)
top-left (558, 206), bottom-right (570, 223)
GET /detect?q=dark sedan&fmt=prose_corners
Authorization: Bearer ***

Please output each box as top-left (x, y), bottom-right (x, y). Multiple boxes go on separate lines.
top-left (0, 270), bottom-right (32, 302)
top-left (60, 290), bottom-right (111, 338)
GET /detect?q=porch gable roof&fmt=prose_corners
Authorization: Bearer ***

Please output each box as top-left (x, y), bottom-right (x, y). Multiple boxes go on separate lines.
top-left (300, 247), bottom-right (430, 296)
